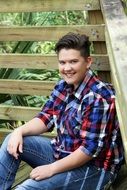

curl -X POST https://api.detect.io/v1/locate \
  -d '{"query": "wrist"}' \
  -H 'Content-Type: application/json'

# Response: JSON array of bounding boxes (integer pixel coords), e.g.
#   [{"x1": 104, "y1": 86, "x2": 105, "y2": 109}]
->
[
  {"x1": 50, "y1": 162, "x2": 57, "y2": 175},
  {"x1": 14, "y1": 126, "x2": 23, "y2": 136}
]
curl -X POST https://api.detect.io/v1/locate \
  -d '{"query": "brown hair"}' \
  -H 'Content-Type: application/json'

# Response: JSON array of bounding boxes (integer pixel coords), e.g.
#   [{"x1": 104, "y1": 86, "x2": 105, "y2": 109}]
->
[{"x1": 55, "y1": 32, "x2": 91, "y2": 58}]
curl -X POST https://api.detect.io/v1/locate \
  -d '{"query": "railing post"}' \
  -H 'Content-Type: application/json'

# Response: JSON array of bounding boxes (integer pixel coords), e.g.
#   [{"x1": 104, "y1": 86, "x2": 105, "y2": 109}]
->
[{"x1": 100, "y1": 0, "x2": 127, "y2": 162}]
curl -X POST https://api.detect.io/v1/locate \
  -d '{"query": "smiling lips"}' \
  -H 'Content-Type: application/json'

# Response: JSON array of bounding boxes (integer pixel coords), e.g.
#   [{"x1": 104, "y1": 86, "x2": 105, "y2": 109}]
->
[{"x1": 64, "y1": 72, "x2": 76, "y2": 78}]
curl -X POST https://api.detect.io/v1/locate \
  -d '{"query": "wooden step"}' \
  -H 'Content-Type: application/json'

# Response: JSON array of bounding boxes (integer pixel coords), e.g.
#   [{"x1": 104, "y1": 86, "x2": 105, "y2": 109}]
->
[{"x1": 12, "y1": 162, "x2": 32, "y2": 189}]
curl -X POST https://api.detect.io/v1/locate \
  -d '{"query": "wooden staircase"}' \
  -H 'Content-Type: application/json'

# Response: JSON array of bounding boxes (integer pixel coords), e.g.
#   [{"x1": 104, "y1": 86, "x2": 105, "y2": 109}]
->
[{"x1": 0, "y1": 0, "x2": 127, "y2": 189}]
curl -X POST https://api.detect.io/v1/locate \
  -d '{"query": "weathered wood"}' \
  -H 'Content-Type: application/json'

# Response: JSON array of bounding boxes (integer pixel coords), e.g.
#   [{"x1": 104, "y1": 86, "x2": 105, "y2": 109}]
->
[
  {"x1": 0, "y1": 80, "x2": 56, "y2": 95},
  {"x1": 12, "y1": 162, "x2": 32, "y2": 189},
  {"x1": 0, "y1": 105, "x2": 40, "y2": 121},
  {"x1": 88, "y1": 10, "x2": 104, "y2": 24},
  {"x1": 0, "y1": 128, "x2": 11, "y2": 143},
  {"x1": 115, "y1": 99, "x2": 127, "y2": 163},
  {"x1": 0, "y1": 54, "x2": 110, "y2": 71},
  {"x1": 0, "y1": 0, "x2": 100, "y2": 12},
  {"x1": 100, "y1": 0, "x2": 127, "y2": 162},
  {"x1": 0, "y1": 128, "x2": 56, "y2": 139},
  {"x1": 84, "y1": 0, "x2": 100, "y2": 11},
  {"x1": 88, "y1": 9, "x2": 111, "y2": 83},
  {"x1": 0, "y1": 25, "x2": 105, "y2": 41}
]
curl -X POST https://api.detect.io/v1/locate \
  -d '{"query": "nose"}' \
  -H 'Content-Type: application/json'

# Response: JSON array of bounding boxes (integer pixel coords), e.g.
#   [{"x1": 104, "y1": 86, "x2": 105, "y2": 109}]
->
[{"x1": 64, "y1": 63, "x2": 72, "y2": 71}]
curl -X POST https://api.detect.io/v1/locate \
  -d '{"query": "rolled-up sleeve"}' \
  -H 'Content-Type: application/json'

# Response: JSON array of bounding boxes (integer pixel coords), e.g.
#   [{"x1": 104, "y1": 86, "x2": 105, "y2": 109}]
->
[
  {"x1": 79, "y1": 98, "x2": 115, "y2": 158},
  {"x1": 35, "y1": 80, "x2": 66, "y2": 131},
  {"x1": 36, "y1": 90, "x2": 56, "y2": 131}
]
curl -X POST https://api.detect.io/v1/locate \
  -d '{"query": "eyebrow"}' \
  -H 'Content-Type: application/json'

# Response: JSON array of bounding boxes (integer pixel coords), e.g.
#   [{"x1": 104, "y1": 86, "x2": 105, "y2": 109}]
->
[{"x1": 59, "y1": 58, "x2": 79, "y2": 62}]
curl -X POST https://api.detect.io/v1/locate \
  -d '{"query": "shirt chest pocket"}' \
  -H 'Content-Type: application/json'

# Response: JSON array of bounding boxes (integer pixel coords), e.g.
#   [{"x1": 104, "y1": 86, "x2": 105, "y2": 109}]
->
[{"x1": 65, "y1": 109, "x2": 83, "y2": 137}]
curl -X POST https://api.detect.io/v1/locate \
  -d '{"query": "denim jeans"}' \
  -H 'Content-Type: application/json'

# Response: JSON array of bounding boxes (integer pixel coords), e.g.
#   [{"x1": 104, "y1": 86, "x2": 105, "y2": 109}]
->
[{"x1": 0, "y1": 134, "x2": 116, "y2": 190}]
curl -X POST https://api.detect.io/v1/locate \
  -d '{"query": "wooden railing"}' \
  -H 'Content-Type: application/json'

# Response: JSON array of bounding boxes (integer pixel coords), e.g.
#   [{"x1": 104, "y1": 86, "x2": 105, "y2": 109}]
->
[{"x1": 101, "y1": 0, "x2": 127, "y2": 163}]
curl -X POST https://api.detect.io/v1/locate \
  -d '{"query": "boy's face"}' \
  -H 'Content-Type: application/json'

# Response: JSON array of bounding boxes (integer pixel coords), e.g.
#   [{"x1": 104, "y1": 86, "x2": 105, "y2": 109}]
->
[{"x1": 58, "y1": 48, "x2": 92, "y2": 89}]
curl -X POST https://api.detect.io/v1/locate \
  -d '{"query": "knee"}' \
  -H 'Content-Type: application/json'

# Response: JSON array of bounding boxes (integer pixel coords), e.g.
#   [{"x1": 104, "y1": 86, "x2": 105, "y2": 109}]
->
[
  {"x1": 0, "y1": 133, "x2": 11, "y2": 150},
  {"x1": 15, "y1": 178, "x2": 51, "y2": 190}
]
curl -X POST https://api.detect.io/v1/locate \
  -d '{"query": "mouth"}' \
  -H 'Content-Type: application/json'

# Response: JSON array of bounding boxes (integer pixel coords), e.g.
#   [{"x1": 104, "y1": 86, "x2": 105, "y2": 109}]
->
[{"x1": 64, "y1": 73, "x2": 75, "y2": 78}]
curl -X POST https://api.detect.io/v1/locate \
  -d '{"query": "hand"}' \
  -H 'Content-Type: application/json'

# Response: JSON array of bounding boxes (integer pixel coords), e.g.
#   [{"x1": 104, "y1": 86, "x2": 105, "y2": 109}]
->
[
  {"x1": 30, "y1": 164, "x2": 55, "y2": 181},
  {"x1": 7, "y1": 128, "x2": 23, "y2": 159}
]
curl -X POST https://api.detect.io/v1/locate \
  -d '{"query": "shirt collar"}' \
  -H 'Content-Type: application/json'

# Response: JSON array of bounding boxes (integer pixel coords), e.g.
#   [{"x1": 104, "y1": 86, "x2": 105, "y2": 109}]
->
[
  {"x1": 66, "y1": 84, "x2": 75, "y2": 94},
  {"x1": 65, "y1": 69, "x2": 93, "y2": 100}
]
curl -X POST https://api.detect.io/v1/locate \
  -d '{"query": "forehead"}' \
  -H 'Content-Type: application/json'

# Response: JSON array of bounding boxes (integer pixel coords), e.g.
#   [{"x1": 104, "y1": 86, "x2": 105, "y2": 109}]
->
[{"x1": 58, "y1": 48, "x2": 82, "y2": 59}]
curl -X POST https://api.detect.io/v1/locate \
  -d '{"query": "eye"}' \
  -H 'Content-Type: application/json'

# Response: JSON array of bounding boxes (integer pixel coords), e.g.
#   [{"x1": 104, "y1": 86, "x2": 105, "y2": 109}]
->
[
  {"x1": 59, "y1": 61, "x2": 65, "y2": 65},
  {"x1": 70, "y1": 60, "x2": 78, "y2": 64}
]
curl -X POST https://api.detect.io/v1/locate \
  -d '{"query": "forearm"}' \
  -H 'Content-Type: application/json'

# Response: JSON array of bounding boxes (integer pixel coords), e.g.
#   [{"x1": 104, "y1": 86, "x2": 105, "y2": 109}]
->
[
  {"x1": 15, "y1": 118, "x2": 48, "y2": 136},
  {"x1": 51, "y1": 148, "x2": 92, "y2": 174}
]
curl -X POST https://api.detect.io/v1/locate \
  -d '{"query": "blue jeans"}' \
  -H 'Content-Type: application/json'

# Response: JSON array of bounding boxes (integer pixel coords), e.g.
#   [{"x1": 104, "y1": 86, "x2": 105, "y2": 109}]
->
[{"x1": 0, "y1": 134, "x2": 116, "y2": 190}]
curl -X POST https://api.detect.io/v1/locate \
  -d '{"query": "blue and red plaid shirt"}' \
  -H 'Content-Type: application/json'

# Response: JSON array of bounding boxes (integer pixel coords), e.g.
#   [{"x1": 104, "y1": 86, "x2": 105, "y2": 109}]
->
[{"x1": 36, "y1": 69, "x2": 124, "y2": 173}]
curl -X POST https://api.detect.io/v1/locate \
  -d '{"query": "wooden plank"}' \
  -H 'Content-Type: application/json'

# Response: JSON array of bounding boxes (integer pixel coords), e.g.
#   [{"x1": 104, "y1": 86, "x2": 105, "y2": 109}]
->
[
  {"x1": 100, "y1": 0, "x2": 127, "y2": 161},
  {"x1": 88, "y1": 9, "x2": 111, "y2": 82},
  {"x1": 0, "y1": 54, "x2": 110, "y2": 71},
  {"x1": 0, "y1": 105, "x2": 40, "y2": 121},
  {"x1": 88, "y1": 10, "x2": 104, "y2": 24},
  {"x1": 12, "y1": 162, "x2": 32, "y2": 189},
  {"x1": 0, "y1": 25, "x2": 105, "y2": 41},
  {"x1": 0, "y1": 80, "x2": 56, "y2": 95},
  {"x1": 115, "y1": 99, "x2": 127, "y2": 163},
  {"x1": 84, "y1": 0, "x2": 100, "y2": 11},
  {"x1": 0, "y1": 54, "x2": 58, "y2": 70},
  {"x1": 0, "y1": 128, "x2": 11, "y2": 143},
  {"x1": 0, "y1": 128, "x2": 56, "y2": 139},
  {"x1": 0, "y1": 0, "x2": 100, "y2": 12},
  {"x1": 0, "y1": 128, "x2": 56, "y2": 142}
]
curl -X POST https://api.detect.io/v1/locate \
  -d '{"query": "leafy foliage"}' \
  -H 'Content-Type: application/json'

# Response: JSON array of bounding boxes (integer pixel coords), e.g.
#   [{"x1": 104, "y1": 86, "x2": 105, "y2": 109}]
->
[
  {"x1": 122, "y1": 0, "x2": 127, "y2": 14},
  {"x1": 0, "y1": 10, "x2": 86, "y2": 127}
]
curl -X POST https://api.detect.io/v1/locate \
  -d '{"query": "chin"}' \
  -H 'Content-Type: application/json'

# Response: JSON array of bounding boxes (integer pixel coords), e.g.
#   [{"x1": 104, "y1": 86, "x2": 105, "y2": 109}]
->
[{"x1": 65, "y1": 80, "x2": 74, "y2": 85}]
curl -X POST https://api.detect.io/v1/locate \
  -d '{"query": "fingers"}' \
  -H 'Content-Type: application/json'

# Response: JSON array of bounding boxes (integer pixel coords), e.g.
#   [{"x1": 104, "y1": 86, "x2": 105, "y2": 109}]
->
[
  {"x1": 7, "y1": 143, "x2": 19, "y2": 159},
  {"x1": 18, "y1": 143, "x2": 23, "y2": 153},
  {"x1": 30, "y1": 168, "x2": 38, "y2": 180},
  {"x1": 6, "y1": 131, "x2": 24, "y2": 159},
  {"x1": 7, "y1": 140, "x2": 23, "y2": 159},
  {"x1": 30, "y1": 167, "x2": 43, "y2": 181},
  {"x1": 30, "y1": 165, "x2": 53, "y2": 181}
]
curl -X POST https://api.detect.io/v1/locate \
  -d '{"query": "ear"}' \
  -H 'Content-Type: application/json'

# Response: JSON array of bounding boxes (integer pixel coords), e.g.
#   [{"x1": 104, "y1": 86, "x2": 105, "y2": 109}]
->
[{"x1": 86, "y1": 56, "x2": 92, "y2": 69}]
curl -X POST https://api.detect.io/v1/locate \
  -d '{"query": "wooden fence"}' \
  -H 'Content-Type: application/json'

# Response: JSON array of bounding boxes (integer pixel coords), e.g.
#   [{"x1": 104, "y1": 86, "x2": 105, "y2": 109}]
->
[{"x1": 0, "y1": 0, "x2": 127, "y2": 189}]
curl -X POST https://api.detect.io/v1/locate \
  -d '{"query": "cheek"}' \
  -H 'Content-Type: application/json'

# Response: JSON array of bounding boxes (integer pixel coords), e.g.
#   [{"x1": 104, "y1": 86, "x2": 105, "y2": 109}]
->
[
  {"x1": 76, "y1": 68, "x2": 88, "y2": 79},
  {"x1": 58, "y1": 67, "x2": 63, "y2": 75},
  {"x1": 58, "y1": 65, "x2": 61, "y2": 71}
]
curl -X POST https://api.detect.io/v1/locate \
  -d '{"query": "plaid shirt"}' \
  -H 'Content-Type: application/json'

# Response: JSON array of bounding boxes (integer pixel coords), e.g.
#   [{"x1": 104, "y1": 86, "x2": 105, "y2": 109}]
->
[{"x1": 36, "y1": 69, "x2": 124, "y2": 172}]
